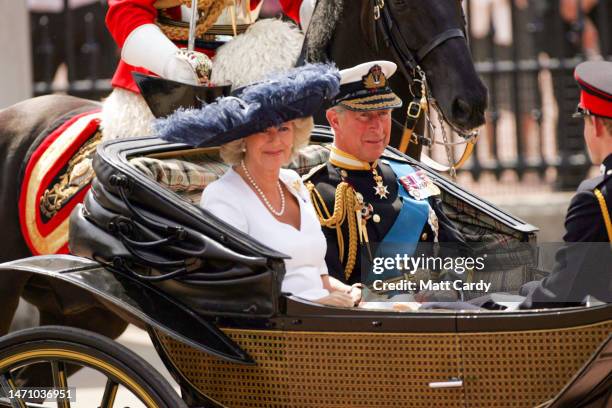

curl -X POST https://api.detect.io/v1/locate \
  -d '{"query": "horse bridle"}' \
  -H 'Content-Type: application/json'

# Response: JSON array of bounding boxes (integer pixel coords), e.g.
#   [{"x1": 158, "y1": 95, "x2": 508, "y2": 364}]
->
[
  {"x1": 371, "y1": 0, "x2": 477, "y2": 175},
  {"x1": 372, "y1": 0, "x2": 467, "y2": 84}
]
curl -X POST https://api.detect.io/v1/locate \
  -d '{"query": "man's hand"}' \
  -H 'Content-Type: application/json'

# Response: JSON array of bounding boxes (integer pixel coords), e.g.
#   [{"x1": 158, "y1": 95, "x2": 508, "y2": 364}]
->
[
  {"x1": 121, "y1": 24, "x2": 211, "y2": 86},
  {"x1": 347, "y1": 283, "x2": 363, "y2": 306},
  {"x1": 164, "y1": 50, "x2": 212, "y2": 85},
  {"x1": 321, "y1": 276, "x2": 363, "y2": 306},
  {"x1": 163, "y1": 53, "x2": 199, "y2": 85}
]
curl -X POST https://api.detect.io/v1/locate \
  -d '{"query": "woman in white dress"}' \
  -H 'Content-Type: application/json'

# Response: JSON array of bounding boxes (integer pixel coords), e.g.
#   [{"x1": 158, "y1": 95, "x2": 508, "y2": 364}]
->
[{"x1": 155, "y1": 64, "x2": 362, "y2": 307}]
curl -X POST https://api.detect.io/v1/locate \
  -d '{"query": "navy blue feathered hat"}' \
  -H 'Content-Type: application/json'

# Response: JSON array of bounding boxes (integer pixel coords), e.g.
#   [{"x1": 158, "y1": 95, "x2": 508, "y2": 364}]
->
[{"x1": 154, "y1": 64, "x2": 341, "y2": 147}]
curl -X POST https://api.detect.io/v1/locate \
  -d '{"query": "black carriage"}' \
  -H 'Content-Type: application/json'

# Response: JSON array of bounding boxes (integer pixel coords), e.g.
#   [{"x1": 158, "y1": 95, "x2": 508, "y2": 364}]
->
[{"x1": 0, "y1": 129, "x2": 610, "y2": 408}]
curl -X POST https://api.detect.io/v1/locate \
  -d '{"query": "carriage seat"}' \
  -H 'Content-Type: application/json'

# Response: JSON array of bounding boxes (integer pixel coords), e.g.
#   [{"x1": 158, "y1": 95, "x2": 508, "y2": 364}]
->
[{"x1": 129, "y1": 144, "x2": 331, "y2": 205}]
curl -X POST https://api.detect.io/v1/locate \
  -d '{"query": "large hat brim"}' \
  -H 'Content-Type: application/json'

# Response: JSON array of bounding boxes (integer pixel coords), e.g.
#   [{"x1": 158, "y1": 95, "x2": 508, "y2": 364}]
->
[
  {"x1": 154, "y1": 64, "x2": 340, "y2": 147},
  {"x1": 194, "y1": 93, "x2": 330, "y2": 147}
]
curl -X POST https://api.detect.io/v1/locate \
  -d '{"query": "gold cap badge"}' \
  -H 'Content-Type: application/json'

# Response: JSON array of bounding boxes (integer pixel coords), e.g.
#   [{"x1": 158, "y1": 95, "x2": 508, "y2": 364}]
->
[{"x1": 362, "y1": 65, "x2": 387, "y2": 90}]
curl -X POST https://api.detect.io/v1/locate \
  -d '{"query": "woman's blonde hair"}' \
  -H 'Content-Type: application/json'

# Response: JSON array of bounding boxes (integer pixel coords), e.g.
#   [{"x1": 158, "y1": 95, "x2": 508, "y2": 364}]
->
[{"x1": 219, "y1": 116, "x2": 314, "y2": 165}]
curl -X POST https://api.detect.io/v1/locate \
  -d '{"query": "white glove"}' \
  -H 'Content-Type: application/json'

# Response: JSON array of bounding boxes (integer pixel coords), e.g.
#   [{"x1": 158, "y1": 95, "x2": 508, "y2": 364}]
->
[
  {"x1": 121, "y1": 23, "x2": 199, "y2": 85},
  {"x1": 162, "y1": 52, "x2": 202, "y2": 85}
]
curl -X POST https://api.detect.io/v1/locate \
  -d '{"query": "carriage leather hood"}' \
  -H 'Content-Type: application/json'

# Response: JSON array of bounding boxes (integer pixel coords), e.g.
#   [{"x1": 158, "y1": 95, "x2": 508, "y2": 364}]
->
[{"x1": 69, "y1": 135, "x2": 289, "y2": 319}]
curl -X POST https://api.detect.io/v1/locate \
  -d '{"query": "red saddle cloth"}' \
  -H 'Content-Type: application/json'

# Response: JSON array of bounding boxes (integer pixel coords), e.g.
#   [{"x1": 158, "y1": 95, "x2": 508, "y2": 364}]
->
[{"x1": 19, "y1": 110, "x2": 102, "y2": 255}]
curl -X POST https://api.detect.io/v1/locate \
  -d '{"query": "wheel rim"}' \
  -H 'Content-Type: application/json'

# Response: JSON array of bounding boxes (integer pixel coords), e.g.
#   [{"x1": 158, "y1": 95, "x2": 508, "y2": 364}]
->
[{"x1": 0, "y1": 348, "x2": 160, "y2": 408}]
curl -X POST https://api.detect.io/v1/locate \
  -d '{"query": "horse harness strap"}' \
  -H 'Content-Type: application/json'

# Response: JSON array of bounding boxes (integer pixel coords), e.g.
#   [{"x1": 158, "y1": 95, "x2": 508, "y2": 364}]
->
[
  {"x1": 372, "y1": 0, "x2": 466, "y2": 76},
  {"x1": 398, "y1": 82, "x2": 428, "y2": 153},
  {"x1": 372, "y1": 0, "x2": 466, "y2": 154},
  {"x1": 417, "y1": 28, "x2": 465, "y2": 61}
]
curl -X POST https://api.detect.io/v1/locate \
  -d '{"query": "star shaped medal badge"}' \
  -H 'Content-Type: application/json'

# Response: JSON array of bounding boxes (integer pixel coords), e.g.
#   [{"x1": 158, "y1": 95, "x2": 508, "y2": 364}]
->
[{"x1": 374, "y1": 183, "x2": 390, "y2": 199}]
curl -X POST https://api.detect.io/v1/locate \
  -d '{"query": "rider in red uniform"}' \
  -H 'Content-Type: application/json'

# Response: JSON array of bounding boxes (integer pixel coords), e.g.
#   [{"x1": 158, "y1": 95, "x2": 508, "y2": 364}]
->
[{"x1": 105, "y1": 0, "x2": 305, "y2": 93}]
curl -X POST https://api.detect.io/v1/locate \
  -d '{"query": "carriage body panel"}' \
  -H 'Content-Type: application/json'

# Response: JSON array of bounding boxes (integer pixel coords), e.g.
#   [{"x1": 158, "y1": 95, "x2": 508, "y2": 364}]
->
[{"x1": 153, "y1": 309, "x2": 612, "y2": 408}]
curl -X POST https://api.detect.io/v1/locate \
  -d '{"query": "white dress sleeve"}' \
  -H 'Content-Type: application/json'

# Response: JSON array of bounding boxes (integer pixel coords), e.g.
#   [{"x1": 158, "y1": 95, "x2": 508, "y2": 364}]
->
[
  {"x1": 200, "y1": 181, "x2": 249, "y2": 233},
  {"x1": 318, "y1": 259, "x2": 329, "y2": 276}
]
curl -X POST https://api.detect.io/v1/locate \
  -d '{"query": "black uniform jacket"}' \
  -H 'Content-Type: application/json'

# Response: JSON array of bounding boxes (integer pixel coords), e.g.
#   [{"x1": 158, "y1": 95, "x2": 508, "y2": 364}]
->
[
  {"x1": 306, "y1": 159, "x2": 467, "y2": 285},
  {"x1": 521, "y1": 154, "x2": 612, "y2": 308}
]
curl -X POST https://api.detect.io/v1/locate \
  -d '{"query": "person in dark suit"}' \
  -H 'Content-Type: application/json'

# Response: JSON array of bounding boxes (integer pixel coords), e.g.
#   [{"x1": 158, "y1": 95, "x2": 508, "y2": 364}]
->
[{"x1": 521, "y1": 60, "x2": 612, "y2": 308}]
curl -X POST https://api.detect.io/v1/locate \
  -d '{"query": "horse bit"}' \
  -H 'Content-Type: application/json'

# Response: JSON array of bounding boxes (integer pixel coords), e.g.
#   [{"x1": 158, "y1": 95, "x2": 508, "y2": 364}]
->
[{"x1": 372, "y1": 0, "x2": 479, "y2": 177}]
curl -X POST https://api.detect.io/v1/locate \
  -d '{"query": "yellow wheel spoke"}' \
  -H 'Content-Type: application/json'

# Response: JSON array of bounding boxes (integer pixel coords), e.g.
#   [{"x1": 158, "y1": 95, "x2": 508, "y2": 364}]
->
[
  {"x1": 0, "y1": 374, "x2": 26, "y2": 408},
  {"x1": 100, "y1": 378, "x2": 119, "y2": 408},
  {"x1": 50, "y1": 361, "x2": 70, "y2": 408}
]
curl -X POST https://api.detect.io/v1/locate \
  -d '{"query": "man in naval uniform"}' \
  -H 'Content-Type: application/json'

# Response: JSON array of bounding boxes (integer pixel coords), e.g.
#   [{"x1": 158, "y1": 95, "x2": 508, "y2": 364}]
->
[
  {"x1": 305, "y1": 61, "x2": 467, "y2": 288},
  {"x1": 520, "y1": 60, "x2": 612, "y2": 308}
]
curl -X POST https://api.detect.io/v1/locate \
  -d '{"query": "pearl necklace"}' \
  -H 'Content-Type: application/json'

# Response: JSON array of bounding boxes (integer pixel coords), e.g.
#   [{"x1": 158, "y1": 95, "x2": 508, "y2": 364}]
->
[{"x1": 240, "y1": 160, "x2": 286, "y2": 216}]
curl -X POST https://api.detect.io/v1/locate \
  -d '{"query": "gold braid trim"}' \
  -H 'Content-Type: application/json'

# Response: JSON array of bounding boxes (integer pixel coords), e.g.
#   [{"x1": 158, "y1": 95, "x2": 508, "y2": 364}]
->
[
  {"x1": 306, "y1": 182, "x2": 360, "y2": 280},
  {"x1": 40, "y1": 130, "x2": 103, "y2": 218},
  {"x1": 594, "y1": 188, "x2": 612, "y2": 248},
  {"x1": 156, "y1": 0, "x2": 231, "y2": 41}
]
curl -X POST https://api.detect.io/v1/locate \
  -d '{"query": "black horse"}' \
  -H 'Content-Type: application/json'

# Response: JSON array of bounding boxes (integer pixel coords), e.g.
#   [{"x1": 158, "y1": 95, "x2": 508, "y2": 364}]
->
[
  {"x1": 0, "y1": 0, "x2": 486, "y2": 337},
  {"x1": 303, "y1": 0, "x2": 487, "y2": 150}
]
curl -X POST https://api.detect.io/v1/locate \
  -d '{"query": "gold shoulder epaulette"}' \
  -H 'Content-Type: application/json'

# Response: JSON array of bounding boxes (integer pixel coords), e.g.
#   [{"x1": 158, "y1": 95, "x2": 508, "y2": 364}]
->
[{"x1": 306, "y1": 180, "x2": 361, "y2": 280}]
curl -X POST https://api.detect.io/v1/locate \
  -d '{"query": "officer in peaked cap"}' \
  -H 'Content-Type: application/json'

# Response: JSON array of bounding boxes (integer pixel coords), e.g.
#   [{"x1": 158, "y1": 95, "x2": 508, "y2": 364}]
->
[
  {"x1": 521, "y1": 60, "x2": 612, "y2": 308},
  {"x1": 304, "y1": 61, "x2": 467, "y2": 290}
]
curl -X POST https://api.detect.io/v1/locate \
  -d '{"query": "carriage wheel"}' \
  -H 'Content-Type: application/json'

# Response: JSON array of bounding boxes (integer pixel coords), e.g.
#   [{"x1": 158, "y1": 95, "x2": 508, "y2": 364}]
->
[{"x1": 0, "y1": 326, "x2": 187, "y2": 408}]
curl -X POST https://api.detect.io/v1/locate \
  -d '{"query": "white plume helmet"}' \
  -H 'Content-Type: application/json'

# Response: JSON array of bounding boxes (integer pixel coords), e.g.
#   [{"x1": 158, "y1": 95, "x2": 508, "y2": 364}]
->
[{"x1": 211, "y1": 19, "x2": 305, "y2": 89}]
